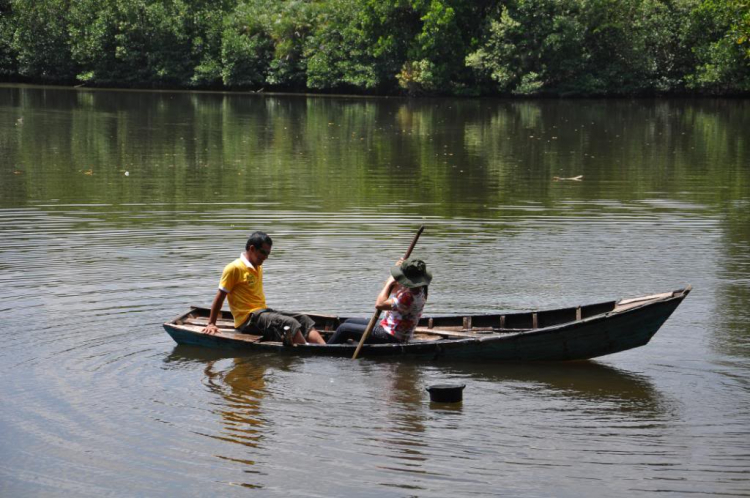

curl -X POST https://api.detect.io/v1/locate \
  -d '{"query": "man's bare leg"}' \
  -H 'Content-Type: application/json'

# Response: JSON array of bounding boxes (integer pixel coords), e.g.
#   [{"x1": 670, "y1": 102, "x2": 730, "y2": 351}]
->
[
  {"x1": 288, "y1": 328, "x2": 326, "y2": 345},
  {"x1": 290, "y1": 330, "x2": 306, "y2": 345},
  {"x1": 307, "y1": 329, "x2": 326, "y2": 344}
]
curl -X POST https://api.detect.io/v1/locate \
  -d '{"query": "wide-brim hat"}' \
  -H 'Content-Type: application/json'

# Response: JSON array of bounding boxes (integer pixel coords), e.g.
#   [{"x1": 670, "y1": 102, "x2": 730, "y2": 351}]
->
[{"x1": 391, "y1": 257, "x2": 432, "y2": 288}]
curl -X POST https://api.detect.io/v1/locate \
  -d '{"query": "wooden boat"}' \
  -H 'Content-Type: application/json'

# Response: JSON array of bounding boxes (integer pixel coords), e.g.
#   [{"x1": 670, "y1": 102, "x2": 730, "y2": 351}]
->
[{"x1": 163, "y1": 285, "x2": 691, "y2": 361}]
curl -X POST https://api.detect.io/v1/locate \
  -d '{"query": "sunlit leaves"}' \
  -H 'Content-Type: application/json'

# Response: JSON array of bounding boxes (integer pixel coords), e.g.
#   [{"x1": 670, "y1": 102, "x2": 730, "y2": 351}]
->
[{"x1": 687, "y1": 0, "x2": 750, "y2": 93}]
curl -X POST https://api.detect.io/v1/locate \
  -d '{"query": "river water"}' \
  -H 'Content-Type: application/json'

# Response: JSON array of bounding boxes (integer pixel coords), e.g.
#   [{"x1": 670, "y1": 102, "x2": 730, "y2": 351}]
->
[{"x1": 1, "y1": 85, "x2": 748, "y2": 496}]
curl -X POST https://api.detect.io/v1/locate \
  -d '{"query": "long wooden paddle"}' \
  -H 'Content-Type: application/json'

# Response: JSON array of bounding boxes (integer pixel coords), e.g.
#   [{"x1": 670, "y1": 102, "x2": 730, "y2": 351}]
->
[{"x1": 352, "y1": 225, "x2": 425, "y2": 360}]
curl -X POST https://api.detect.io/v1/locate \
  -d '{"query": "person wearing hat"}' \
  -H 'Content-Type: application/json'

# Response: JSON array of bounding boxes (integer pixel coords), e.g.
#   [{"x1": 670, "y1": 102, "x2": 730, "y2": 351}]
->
[{"x1": 327, "y1": 257, "x2": 432, "y2": 344}]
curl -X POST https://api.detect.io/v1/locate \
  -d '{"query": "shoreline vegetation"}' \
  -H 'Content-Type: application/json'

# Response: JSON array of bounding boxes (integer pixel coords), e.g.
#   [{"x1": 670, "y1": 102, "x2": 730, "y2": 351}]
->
[{"x1": 1, "y1": 0, "x2": 748, "y2": 98}]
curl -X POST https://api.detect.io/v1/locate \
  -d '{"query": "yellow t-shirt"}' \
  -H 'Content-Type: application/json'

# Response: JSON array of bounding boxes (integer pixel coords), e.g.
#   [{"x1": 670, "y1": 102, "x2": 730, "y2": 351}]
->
[{"x1": 219, "y1": 254, "x2": 267, "y2": 328}]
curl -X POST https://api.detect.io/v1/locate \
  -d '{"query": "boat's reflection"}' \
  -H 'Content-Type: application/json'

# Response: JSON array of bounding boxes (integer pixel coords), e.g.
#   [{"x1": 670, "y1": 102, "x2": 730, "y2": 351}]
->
[
  {"x1": 349, "y1": 357, "x2": 671, "y2": 417},
  {"x1": 166, "y1": 346, "x2": 668, "y2": 413},
  {"x1": 164, "y1": 346, "x2": 673, "y2": 483},
  {"x1": 431, "y1": 359, "x2": 673, "y2": 416},
  {"x1": 164, "y1": 344, "x2": 255, "y2": 365}
]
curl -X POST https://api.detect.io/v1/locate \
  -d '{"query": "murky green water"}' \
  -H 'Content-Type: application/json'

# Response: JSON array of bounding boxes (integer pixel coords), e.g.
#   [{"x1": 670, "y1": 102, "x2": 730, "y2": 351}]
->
[{"x1": 1, "y1": 85, "x2": 749, "y2": 496}]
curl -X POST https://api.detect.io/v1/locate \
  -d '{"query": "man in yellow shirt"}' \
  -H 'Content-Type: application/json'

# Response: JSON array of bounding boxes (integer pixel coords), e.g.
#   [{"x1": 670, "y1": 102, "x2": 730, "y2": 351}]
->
[{"x1": 202, "y1": 231, "x2": 326, "y2": 345}]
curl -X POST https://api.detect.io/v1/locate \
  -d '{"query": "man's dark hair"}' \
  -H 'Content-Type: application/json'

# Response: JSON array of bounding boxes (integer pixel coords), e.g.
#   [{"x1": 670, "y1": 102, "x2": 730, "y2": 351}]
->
[{"x1": 246, "y1": 231, "x2": 273, "y2": 251}]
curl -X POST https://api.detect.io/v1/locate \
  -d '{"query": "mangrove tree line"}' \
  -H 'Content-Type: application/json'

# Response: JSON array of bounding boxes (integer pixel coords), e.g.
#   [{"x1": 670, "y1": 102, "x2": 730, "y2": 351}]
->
[{"x1": 0, "y1": 0, "x2": 748, "y2": 96}]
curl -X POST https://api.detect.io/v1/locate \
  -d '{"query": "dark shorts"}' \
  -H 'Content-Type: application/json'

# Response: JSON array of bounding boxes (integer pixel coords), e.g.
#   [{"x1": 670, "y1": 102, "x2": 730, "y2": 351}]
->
[{"x1": 239, "y1": 309, "x2": 316, "y2": 342}]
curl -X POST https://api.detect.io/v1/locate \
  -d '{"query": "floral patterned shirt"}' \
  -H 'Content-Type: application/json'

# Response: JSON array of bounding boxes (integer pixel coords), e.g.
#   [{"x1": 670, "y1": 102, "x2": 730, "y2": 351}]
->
[{"x1": 380, "y1": 286, "x2": 426, "y2": 342}]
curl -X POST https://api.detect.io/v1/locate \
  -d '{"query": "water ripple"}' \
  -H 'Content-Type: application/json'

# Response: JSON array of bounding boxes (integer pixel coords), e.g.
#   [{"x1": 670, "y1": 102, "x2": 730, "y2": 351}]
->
[{"x1": 1, "y1": 204, "x2": 747, "y2": 497}]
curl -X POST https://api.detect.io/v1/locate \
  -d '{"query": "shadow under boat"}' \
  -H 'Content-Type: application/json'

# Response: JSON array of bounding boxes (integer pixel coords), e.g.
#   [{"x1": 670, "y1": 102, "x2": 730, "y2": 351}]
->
[{"x1": 429, "y1": 359, "x2": 673, "y2": 414}]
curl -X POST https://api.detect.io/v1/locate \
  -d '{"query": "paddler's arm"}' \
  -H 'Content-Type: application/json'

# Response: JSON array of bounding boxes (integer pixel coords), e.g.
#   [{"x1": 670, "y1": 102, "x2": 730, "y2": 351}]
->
[
  {"x1": 375, "y1": 277, "x2": 397, "y2": 311},
  {"x1": 203, "y1": 289, "x2": 227, "y2": 335}
]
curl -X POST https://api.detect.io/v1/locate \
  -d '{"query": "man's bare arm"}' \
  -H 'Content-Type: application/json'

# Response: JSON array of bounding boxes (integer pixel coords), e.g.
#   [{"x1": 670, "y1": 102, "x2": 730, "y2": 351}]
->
[{"x1": 203, "y1": 290, "x2": 227, "y2": 334}]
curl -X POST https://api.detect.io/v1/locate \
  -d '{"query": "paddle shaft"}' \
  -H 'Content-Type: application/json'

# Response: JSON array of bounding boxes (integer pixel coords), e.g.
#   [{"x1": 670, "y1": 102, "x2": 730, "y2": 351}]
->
[{"x1": 352, "y1": 226, "x2": 424, "y2": 359}]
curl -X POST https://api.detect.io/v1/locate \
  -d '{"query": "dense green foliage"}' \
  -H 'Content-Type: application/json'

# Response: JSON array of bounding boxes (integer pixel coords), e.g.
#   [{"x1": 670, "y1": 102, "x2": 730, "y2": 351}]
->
[{"x1": 1, "y1": 0, "x2": 747, "y2": 95}]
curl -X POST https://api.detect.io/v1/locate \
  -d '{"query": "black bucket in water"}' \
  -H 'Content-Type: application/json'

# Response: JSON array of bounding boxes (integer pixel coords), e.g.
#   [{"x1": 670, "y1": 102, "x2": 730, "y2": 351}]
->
[{"x1": 427, "y1": 383, "x2": 466, "y2": 403}]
